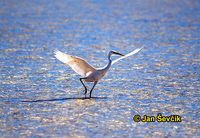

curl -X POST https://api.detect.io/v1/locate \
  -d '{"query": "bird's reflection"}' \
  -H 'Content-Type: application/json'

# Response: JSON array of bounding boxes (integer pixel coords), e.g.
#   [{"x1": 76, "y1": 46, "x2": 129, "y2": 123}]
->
[{"x1": 21, "y1": 97, "x2": 108, "y2": 102}]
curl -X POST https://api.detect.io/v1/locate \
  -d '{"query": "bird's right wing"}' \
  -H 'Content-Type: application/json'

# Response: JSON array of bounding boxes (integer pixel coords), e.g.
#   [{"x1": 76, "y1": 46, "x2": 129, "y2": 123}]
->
[
  {"x1": 112, "y1": 47, "x2": 143, "y2": 65},
  {"x1": 54, "y1": 50, "x2": 96, "y2": 77}
]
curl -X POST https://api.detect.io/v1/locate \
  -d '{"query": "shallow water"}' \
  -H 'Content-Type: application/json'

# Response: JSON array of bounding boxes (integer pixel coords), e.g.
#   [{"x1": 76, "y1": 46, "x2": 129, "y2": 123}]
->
[{"x1": 0, "y1": 0, "x2": 200, "y2": 137}]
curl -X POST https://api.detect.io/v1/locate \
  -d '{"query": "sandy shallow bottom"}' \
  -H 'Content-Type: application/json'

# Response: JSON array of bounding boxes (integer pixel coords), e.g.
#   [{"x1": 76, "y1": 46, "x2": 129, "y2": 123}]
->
[{"x1": 0, "y1": 0, "x2": 199, "y2": 137}]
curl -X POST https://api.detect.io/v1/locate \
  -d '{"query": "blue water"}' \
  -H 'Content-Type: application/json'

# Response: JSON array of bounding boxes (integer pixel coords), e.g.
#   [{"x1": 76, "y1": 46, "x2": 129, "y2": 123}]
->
[{"x1": 0, "y1": 0, "x2": 200, "y2": 137}]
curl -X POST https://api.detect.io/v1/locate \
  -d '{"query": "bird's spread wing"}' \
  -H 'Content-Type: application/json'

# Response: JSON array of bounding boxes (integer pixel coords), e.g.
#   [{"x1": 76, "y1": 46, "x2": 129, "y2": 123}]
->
[
  {"x1": 112, "y1": 47, "x2": 143, "y2": 65},
  {"x1": 54, "y1": 50, "x2": 96, "y2": 77}
]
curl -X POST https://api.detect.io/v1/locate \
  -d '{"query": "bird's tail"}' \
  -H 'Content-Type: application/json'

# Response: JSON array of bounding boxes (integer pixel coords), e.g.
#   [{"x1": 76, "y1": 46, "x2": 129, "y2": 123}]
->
[{"x1": 111, "y1": 47, "x2": 143, "y2": 65}]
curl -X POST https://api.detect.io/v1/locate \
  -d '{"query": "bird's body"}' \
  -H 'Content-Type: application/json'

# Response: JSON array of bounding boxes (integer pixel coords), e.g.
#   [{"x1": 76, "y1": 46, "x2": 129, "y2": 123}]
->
[{"x1": 54, "y1": 48, "x2": 142, "y2": 98}]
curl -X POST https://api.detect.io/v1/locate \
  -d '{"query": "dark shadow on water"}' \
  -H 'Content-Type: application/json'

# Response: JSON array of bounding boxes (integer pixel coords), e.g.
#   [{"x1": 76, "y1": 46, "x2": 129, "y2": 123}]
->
[{"x1": 21, "y1": 97, "x2": 108, "y2": 102}]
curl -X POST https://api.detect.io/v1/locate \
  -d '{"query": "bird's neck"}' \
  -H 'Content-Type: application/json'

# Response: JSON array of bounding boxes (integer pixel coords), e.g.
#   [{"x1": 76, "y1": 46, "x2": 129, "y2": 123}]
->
[
  {"x1": 105, "y1": 59, "x2": 112, "y2": 71},
  {"x1": 102, "y1": 53, "x2": 112, "y2": 71},
  {"x1": 99, "y1": 52, "x2": 112, "y2": 72}
]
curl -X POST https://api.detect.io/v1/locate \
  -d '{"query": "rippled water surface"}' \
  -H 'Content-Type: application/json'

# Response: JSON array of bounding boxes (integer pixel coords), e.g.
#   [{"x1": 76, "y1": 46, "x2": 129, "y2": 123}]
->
[{"x1": 0, "y1": 0, "x2": 200, "y2": 137}]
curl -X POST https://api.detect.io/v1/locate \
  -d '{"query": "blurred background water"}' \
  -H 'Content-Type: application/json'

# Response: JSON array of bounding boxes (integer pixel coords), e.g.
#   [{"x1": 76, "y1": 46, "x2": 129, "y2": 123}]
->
[{"x1": 0, "y1": 0, "x2": 200, "y2": 137}]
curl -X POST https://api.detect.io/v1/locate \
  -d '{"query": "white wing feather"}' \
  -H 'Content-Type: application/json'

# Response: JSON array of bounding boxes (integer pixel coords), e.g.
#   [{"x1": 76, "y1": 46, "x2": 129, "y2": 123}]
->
[
  {"x1": 54, "y1": 50, "x2": 96, "y2": 77},
  {"x1": 112, "y1": 47, "x2": 143, "y2": 65}
]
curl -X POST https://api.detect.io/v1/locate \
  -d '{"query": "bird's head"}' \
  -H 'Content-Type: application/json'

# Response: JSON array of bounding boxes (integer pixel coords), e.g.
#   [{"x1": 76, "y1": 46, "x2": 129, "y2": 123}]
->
[
  {"x1": 110, "y1": 50, "x2": 124, "y2": 56},
  {"x1": 108, "y1": 50, "x2": 124, "y2": 60}
]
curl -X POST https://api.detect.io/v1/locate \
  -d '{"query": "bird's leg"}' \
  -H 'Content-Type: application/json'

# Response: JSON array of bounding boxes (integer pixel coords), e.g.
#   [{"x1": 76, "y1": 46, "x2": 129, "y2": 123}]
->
[
  {"x1": 80, "y1": 78, "x2": 87, "y2": 97},
  {"x1": 89, "y1": 81, "x2": 97, "y2": 98}
]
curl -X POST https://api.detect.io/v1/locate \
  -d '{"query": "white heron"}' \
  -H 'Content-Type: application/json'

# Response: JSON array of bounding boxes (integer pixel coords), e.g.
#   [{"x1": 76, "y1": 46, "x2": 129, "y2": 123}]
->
[{"x1": 54, "y1": 47, "x2": 142, "y2": 98}]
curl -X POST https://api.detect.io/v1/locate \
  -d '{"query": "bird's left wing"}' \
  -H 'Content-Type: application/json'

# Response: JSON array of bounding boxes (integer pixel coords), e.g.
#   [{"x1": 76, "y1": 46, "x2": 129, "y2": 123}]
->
[
  {"x1": 112, "y1": 47, "x2": 143, "y2": 65},
  {"x1": 54, "y1": 50, "x2": 96, "y2": 77}
]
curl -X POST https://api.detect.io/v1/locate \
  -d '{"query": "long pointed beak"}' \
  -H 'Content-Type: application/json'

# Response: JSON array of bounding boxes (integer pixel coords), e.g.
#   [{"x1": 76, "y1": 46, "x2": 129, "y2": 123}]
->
[{"x1": 113, "y1": 51, "x2": 124, "y2": 56}]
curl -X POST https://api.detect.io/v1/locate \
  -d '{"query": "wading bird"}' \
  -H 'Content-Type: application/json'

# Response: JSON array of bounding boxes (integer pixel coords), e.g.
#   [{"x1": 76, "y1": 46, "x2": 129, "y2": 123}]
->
[{"x1": 54, "y1": 47, "x2": 142, "y2": 98}]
